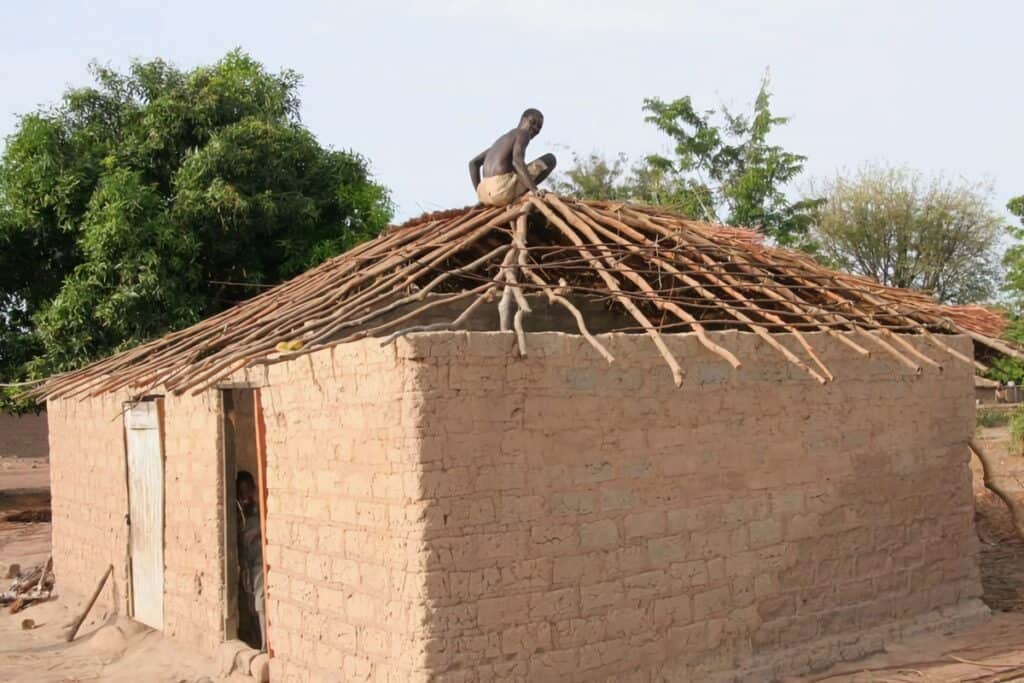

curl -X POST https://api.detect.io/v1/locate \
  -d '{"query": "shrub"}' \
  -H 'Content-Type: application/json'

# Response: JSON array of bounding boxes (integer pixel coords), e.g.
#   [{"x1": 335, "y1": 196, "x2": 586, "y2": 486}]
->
[{"x1": 978, "y1": 409, "x2": 1010, "y2": 429}]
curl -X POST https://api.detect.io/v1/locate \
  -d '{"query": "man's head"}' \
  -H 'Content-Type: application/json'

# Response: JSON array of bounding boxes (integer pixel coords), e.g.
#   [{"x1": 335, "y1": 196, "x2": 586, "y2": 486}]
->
[
  {"x1": 236, "y1": 470, "x2": 256, "y2": 506},
  {"x1": 519, "y1": 108, "x2": 544, "y2": 137}
]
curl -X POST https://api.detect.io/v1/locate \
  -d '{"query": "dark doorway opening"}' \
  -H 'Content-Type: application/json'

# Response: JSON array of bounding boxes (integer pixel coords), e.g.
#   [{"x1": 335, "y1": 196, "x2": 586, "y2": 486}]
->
[{"x1": 222, "y1": 388, "x2": 266, "y2": 651}]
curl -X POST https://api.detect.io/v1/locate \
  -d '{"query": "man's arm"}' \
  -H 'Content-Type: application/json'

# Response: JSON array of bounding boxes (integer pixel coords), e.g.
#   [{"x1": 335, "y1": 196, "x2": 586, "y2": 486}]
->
[
  {"x1": 468, "y1": 150, "x2": 488, "y2": 190},
  {"x1": 511, "y1": 133, "x2": 541, "y2": 195}
]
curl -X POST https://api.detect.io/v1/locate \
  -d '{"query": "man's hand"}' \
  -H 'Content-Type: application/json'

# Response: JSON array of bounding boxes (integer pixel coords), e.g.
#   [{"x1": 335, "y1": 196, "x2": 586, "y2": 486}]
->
[{"x1": 531, "y1": 188, "x2": 547, "y2": 198}]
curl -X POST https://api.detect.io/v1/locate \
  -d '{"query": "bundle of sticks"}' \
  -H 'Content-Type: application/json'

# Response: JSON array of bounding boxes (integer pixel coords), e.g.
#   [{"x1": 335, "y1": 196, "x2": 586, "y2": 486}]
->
[{"x1": 1, "y1": 556, "x2": 54, "y2": 613}]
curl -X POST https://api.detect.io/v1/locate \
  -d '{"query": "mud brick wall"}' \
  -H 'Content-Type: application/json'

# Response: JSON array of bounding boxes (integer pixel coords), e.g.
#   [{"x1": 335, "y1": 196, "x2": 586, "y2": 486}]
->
[
  {"x1": 252, "y1": 342, "x2": 431, "y2": 682},
  {"x1": 161, "y1": 390, "x2": 225, "y2": 653},
  {"x1": 395, "y1": 330, "x2": 982, "y2": 682},
  {"x1": 0, "y1": 410, "x2": 49, "y2": 459},
  {"x1": 48, "y1": 390, "x2": 226, "y2": 655},
  {"x1": 48, "y1": 329, "x2": 983, "y2": 680},
  {"x1": 49, "y1": 392, "x2": 133, "y2": 615}
]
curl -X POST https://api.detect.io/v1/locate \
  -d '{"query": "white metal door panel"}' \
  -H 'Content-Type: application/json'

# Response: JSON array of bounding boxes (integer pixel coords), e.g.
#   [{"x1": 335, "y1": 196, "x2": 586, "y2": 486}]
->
[{"x1": 124, "y1": 401, "x2": 164, "y2": 630}]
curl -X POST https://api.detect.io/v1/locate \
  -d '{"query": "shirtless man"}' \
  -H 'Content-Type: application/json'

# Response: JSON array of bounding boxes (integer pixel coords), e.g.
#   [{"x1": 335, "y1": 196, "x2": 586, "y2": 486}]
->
[{"x1": 469, "y1": 108, "x2": 557, "y2": 206}]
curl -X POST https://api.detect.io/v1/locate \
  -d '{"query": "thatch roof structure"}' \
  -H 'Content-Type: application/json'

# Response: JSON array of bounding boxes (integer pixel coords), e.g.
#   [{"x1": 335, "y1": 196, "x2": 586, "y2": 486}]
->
[
  {"x1": 942, "y1": 305, "x2": 1009, "y2": 340},
  {"x1": 34, "y1": 195, "x2": 1014, "y2": 401}
]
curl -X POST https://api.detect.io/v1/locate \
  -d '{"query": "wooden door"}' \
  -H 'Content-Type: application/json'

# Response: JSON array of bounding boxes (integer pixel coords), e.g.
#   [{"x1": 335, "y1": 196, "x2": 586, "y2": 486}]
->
[{"x1": 124, "y1": 400, "x2": 165, "y2": 629}]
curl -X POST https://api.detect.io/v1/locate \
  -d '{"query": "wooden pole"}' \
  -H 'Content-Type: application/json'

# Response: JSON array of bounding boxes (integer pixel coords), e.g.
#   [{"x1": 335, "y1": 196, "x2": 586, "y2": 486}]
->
[
  {"x1": 254, "y1": 390, "x2": 272, "y2": 657},
  {"x1": 66, "y1": 564, "x2": 113, "y2": 642}
]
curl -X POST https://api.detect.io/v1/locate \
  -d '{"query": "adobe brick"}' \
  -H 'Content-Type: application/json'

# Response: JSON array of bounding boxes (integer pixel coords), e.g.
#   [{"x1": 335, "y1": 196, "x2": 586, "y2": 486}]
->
[
  {"x1": 580, "y1": 519, "x2": 620, "y2": 551},
  {"x1": 624, "y1": 511, "x2": 666, "y2": 539}
]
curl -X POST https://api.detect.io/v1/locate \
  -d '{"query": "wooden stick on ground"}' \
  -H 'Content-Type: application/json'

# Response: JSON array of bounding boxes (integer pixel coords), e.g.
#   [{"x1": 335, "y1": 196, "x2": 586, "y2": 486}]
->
[
  {"x1": 67, "y1": 564, "x2": 114, "y2": 642},
  {"x1": 34, "y1": 556, "x2": 51, "y2": 593}
]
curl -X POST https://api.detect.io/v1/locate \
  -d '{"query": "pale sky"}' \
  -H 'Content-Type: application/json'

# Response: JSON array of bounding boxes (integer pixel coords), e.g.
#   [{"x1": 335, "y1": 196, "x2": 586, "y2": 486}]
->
[{"x1": 1, "y1": 1, "x2": 1021, "y2": 223}]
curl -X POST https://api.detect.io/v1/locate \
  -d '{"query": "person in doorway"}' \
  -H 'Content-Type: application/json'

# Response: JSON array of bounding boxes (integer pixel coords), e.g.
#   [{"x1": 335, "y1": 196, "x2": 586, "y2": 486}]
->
[
  {"x1": 468, "y1": 108, "x2": 557, "y2": 206},
  {"x1": 236, "y1": 470, "x2": 265, "y2": 651}
]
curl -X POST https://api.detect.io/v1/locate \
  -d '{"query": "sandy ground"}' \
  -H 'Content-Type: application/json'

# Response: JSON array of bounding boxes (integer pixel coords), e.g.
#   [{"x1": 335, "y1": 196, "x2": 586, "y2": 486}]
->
[
  {"x1": 3, "y1": 425, "x2": 1024, "y2": 681},
  {"x1": 0, "y1": 455, "x2": 230, "y2": 682}
]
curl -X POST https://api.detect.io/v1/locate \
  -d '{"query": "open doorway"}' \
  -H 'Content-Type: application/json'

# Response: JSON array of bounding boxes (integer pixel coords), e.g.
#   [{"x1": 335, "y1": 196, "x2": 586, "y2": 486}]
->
[{"x1": 222, "y1": 388, "x2": 267, "y2": 652}]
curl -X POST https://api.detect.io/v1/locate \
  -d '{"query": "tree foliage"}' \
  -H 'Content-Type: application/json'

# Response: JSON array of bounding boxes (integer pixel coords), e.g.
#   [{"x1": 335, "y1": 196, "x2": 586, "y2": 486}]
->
[
  {"x1": 810, "y1": 165, "x2": 1004, "y2": 304},
  {"x1": 551, "y1": 153, "x2": 635, "y2": 203},
  {"x1": 553, "y1": 76, "x2": 821, "y2": 246},
  {"x1": 985, "y1": 195, "x2": 1024, "y2": 385},
  {"x1": 0, "y1": 51, "x2": 391, "y2": 409},
  {"x1": 1002, "y1": 194, "x2": 1024, "y2": 307}
]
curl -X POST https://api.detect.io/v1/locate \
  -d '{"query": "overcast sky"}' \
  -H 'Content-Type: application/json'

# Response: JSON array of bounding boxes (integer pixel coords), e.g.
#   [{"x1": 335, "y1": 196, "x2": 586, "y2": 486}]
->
[{"x1": 1, "y1": 0, "x2": 1020, "y2": 222}]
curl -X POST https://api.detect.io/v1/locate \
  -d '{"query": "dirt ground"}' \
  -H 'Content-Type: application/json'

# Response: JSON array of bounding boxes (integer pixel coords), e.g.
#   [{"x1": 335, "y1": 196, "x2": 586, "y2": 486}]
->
[
  {"x1": 3, "y1": 425, "x2": 1024, "y2": 681},
  {"x1": 972, "y1": 425, "x2": 1024, "y2": 615},
  {"x1": 0, "y1": 455, "x2": 229, "y2": 682}
]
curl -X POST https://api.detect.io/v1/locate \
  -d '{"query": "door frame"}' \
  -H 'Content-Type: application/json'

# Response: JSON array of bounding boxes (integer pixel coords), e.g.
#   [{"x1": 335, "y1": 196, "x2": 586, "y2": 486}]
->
[{"x1": 221, "y1": 389, "x2": 241, "y2": 640}]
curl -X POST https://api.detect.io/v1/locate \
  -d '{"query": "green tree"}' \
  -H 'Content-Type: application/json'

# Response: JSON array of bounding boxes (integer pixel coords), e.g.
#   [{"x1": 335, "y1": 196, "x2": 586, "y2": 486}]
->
[
  {"x1": 810, "y1": 165, "x2": 1004, "y2": 304},
  {"x1": 1009, "y1": 195, "x2": 1024, "y2": 224},
  {"x1": 553, "y1": 76, "x2": 820, "y2": 246},
  {"x1": 551, "y1": 153, "x2": 634, "y2": 202},
  {"x1": 988, "y1": 195, "x2": 1024, "y2": 385},
  {"x1": 1002, "y1": 194, "x2": 1024, "y2": 306},
  {"x1": 551, "y1": 151, "x2": 712, "y2": 219},
  {"x1": 0, "y1": 51, "x2": 391, "y2": 409}
]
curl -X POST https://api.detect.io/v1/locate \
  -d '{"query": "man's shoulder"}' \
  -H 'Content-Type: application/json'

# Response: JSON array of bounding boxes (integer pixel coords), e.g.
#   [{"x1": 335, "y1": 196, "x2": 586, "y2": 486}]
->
[{"x1": 495, "y1": 127, "x2": 528, "y2": 143}]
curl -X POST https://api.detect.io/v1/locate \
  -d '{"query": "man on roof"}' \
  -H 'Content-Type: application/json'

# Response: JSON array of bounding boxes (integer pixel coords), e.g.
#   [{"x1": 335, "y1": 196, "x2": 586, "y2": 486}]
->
[{"x1": 469, "y1": 108, "x2": 557, "y2": 207}]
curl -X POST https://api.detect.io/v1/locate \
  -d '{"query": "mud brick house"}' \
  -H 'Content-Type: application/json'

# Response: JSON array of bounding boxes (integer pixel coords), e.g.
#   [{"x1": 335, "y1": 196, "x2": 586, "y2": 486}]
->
[{"x1": 33, "y1": 196, "x2": 1002, "y2": 681}]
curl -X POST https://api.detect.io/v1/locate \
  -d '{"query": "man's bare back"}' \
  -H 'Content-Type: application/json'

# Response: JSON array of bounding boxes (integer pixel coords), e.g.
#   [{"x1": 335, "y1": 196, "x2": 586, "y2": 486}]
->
[{"x1": 469, "y1": 108, "x2": 557, "y2": 206}]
